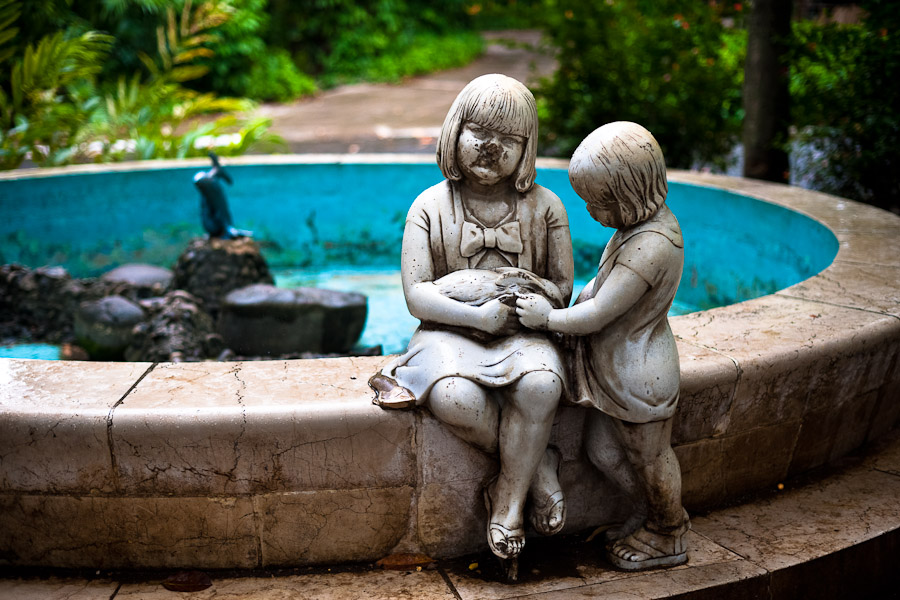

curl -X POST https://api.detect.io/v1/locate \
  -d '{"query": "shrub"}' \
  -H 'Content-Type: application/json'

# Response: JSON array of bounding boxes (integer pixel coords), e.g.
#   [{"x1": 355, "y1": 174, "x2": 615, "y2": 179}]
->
[
  {"x1": 194, "y1": 0, "x2": 317, "y2": 101},
  {"x1": 789, "y1": 0, "x2": 900, "y2": 211},
  {"x1": 535, "y1": 0, "x2": 745, "y2": 169},
  {"x1": 241, "y1": 50, "x2": 317, "y2": 102},
  {"x1": 266, "y1": 0, "x2": 482, "y2": 85}
]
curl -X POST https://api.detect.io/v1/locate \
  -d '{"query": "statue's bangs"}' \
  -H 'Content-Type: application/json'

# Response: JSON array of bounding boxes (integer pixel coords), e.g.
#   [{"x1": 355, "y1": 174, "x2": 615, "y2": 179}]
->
[{"x1": 464, "y1": 88, "x2": 532, "y2": 137}]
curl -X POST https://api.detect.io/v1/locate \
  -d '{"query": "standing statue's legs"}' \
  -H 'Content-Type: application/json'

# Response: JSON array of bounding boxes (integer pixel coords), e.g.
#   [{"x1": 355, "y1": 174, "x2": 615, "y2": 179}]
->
[
  {"x1": 584, "y1": 410, "x2": 647, "y2": 541},
  {"x1": 606, "y1": 417, "x2": 690, "y2": 570}
]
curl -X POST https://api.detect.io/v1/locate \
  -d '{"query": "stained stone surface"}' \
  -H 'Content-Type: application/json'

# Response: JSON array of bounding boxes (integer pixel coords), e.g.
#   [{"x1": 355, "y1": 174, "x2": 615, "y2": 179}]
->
[
  {"x1": 0, "y1": 578, "x2": 118, "y2": 600},
  {"x1": 779, "y1": 261, "x2": 900, "y2": 318},
  {"x1": 670, "y1": 341, "x2": 739, "y2": 445},
  {"x1": 110, "y1": 358, "x2": 414, "y2": 496},
  {"x1": 0, "y1": 359, "x2": 152, "y2": 494},
  {"x1": 0, "y1": 494, "x2": 259, "y2": 569},
  {"x1": 256, "y1": 487, "x2": 414, "y2": 565},
  {"x1": 114, "y1": 570, "x2": 458, "y2": 600}
]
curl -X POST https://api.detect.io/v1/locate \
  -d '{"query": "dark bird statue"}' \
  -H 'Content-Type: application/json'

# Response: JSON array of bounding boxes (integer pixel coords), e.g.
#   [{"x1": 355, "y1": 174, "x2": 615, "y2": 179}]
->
[{"x1": 193, "y1": 152, "x2": 252, "y2": 239}]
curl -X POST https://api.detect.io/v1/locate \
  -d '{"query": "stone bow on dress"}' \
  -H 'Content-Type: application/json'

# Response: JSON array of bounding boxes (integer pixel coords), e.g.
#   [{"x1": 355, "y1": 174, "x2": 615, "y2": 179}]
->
[{"x1": 459, "y1": 221, "x2": 524, "y2": 258}]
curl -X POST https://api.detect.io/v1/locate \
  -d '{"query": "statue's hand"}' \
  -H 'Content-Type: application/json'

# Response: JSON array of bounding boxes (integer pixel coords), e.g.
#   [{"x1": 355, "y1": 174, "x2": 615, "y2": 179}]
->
[
  {"x1": 515, "y1": 294, "x2": 552, "y2": 330},
  {"x1": 478, "y1": 298, "x2": 520, "y2": 336}
]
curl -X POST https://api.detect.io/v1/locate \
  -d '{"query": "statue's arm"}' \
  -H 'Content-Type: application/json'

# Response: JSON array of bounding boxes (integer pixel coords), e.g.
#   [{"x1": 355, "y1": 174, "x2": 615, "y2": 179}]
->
[
  {"x1": 401, "y1": 219, "x2": 516, "y2": 335},
  {"x1": 547, "y1": 264, "x2": 648, "y2": 336}
]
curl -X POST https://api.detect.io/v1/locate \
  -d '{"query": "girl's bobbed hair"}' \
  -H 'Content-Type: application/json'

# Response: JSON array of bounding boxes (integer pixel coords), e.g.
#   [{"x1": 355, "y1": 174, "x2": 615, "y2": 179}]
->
[
  {"x1": 436, "y1": 73, "x2": 538, "y2": 193},
  {"x1": 569, "y1": 121, "x2": 668, "y2": 227}
]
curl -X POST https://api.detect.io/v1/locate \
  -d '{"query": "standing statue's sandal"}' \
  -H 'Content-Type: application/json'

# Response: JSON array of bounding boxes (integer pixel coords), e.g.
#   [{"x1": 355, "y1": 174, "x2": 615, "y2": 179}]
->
[
  {"x1": 606, "y1": 511, "x2": 690, "y2": 571},
  {"x1": 483, "y1": 479, "x2": 522, "y2": 582}
]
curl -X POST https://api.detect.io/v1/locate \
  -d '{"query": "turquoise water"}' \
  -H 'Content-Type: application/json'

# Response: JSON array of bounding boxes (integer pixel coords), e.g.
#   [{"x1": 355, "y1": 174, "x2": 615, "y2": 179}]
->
[
  {"x1": 0, "y1": 343, "x2": 62, "y2": 360},
  {"x1": 274, "y1": 268, "x2": 697, "y2": 354},
  {"x1": 0, "y1": 162, "x2": 839, "y2": 355}
]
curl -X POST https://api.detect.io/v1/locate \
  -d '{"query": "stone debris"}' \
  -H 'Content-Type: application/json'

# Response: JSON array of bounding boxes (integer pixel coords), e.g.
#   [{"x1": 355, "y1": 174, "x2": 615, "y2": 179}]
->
[
  {"x1": 218, "y1": 283, "x2": 367, "y2": 356},
  {"x1": 74, "y1": 296, "x2": 146, "y2": 360},
  {"x1": 101, "y1": 263, "x2": 173, "y2": 297},
  {"x1": 171, "y1": 237, "x2": 273, "y2": 316},
  {"x1": 125, "y1": 291, "x2": 222, "y2": 363},
  {"x1": 2, "y1": 237, "x2": 373, "y2": 361}
]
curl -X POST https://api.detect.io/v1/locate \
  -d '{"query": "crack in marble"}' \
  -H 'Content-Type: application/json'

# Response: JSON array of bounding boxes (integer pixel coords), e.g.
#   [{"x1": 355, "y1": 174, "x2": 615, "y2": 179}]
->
[
  {"x1": 226, "y1": 364, "x2": 249, "y2": 493},
  {"x1": 774, "y1": 292, "x2": 900, "y2": 321},
  {"x1": 106, "y1": 363, "x2": 157, "y2": 493}
]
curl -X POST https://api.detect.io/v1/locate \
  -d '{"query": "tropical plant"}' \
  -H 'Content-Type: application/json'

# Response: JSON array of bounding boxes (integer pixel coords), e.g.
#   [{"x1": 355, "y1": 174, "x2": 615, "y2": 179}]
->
[
  {"x1": 0, "y1": 0, "x2": 282, "y2": 170},
  {"x1": 0, "y1": 0, "x2": 114, "y2": 168}
]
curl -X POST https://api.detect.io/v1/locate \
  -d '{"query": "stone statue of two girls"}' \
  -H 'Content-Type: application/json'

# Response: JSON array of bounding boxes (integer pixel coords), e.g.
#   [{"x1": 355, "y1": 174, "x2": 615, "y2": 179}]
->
[{"x1": 370, "y1": 74, "x2": 688, "y2": 580}]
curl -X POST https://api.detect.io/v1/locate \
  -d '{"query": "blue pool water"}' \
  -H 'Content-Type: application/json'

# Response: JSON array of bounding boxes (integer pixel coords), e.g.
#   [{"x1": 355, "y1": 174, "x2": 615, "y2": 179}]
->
[
  {"x1": 0, "y1": 343, "x2": 62, "y2": 360},
  {"x1": 0, "y1": 161, "x2": 839, "y2": 355}
]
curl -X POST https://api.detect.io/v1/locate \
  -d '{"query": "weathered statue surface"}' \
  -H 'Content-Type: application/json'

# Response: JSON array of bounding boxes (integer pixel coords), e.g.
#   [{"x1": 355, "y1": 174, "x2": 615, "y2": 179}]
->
[
  {"x1": 517, "y1": 121, "x2": 689, "y2": 570},
  {"x1": 370, "y1": 73, "x2": 574, "y2": 579},
  {"x1": 193, "y1": 152, "x2": 252, "y2": 239},
  {"x1": 369, "y1": 75, "x2": 688, "y2": 578}
]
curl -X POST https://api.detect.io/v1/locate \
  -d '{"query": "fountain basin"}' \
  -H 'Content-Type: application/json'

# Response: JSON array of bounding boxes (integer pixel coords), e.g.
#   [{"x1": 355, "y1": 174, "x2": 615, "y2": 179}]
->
[
  {"x1": 1, "y1": 155, "x2": 838, "y2": 353},
  {"x1": 0, "y1": 158, "x2": 898, "y2": 569}
]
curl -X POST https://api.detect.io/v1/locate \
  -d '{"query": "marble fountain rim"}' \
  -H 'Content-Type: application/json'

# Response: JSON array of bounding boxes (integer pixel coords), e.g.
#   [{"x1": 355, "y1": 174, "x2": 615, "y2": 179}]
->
[{"x1": 1, "y1": 156, "x2": 899, "y2": 570}]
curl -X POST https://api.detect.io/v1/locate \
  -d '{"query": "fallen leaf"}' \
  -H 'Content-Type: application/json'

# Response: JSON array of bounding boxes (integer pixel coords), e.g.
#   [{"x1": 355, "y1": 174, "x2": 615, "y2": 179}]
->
[
  {"x1": 162, "y1": 571, "x2": 212, "y2": 592},
  {"x1": 375, "y1": 553, "x2": 435, "y2": 570}
]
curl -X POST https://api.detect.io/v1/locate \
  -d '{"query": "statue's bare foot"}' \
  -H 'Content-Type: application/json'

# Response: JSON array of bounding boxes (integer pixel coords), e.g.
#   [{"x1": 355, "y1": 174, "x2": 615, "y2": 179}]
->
[
  {"x1": 606, "y1": 517, "x2": 690, "y2": 571},
  {"x1": 528, "y1": 447, "x2": 566, "y2": 536},
  {"x1": 483, "y1": 480, "x2": 525, "y2": 560},
  {"x1": 369, "y1": 374, "x2": 416, "y2": 410}
]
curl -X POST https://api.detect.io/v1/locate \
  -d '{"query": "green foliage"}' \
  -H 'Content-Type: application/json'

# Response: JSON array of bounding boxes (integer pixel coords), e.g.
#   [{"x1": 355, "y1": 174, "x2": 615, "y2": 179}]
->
[
  {"x1": 466, "y1": 0, "x2": 548, "y2": 29},
  {"x1": 535, "y1": 0, "x2": 745, "y2": 169},
  {"x1": 241, "y1": 50, "x2": 318, "y2": 102},
  {"x1": 266, "y1": 0, "x2": 482, "y2": 85},
  {"x1": 0, "y1": 3, "x2": 115, "y2": 168},
  {"x1": 0, "y1": 0, "x2": 283, "y2": 170},
  {"x1": 324, "y1": 31, "x2": 484, "y2": 84},
  {"x1": 788, "y1": 0, "x2": 900, "y2": 211},
  {"x1": 194, "y1": 0, "x2": 317, "y2": 101}
]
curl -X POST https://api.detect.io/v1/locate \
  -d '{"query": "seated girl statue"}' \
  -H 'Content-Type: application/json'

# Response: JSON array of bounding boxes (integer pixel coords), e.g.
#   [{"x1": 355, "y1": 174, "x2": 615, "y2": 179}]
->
[
  {"x1": 369, "y1": 74, "x2": 574, "y2": 578},
  {"x1": 516, "y1": 121, "x2": 690, "y2": 571}
]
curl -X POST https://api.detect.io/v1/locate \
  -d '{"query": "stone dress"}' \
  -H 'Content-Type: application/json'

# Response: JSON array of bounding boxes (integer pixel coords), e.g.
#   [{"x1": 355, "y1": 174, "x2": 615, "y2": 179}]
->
[
  {"x1": 376, "y1": 180, "x2": 573, "y2": 405},
  {"x1": 569, "y1": 204, "x2": 684, "y2": 423}
]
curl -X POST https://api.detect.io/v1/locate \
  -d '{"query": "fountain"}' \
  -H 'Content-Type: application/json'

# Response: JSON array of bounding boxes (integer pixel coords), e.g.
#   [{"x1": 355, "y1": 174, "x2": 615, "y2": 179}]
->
[{"x1": 0, "y1": 154, "x2": 898, "y2": 576}]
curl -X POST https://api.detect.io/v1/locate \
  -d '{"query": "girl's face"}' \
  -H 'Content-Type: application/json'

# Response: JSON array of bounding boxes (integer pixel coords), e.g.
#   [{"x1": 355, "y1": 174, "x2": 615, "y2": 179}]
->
[
  {"x1": 456, "y1": 121, "x2": 525, "y2": 187},
  {"x1": 586, "y1": 197, "x2": 625, "y2": 229}
]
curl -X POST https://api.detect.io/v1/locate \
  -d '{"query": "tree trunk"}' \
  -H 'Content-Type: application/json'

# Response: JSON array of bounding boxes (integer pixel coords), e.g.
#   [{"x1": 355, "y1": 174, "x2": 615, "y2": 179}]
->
[{"x1": 742, "y1": 0, "x2": 792, "y2": 183}]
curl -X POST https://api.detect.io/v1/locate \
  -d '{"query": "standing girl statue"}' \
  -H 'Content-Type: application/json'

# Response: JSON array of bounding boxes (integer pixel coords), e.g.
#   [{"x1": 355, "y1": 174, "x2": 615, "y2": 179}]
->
[
  {"x1": 517, "y1": 121, "x2": 690, "y2": 571},
  {"x1": 370, "y1": 74, "x2": 574, "y2": 578}
]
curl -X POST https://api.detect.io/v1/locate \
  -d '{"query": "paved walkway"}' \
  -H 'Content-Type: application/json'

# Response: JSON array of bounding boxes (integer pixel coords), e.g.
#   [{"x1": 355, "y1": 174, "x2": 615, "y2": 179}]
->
[{"x1": 256, "y1": 30, "x2": 555, "y2": 155}]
